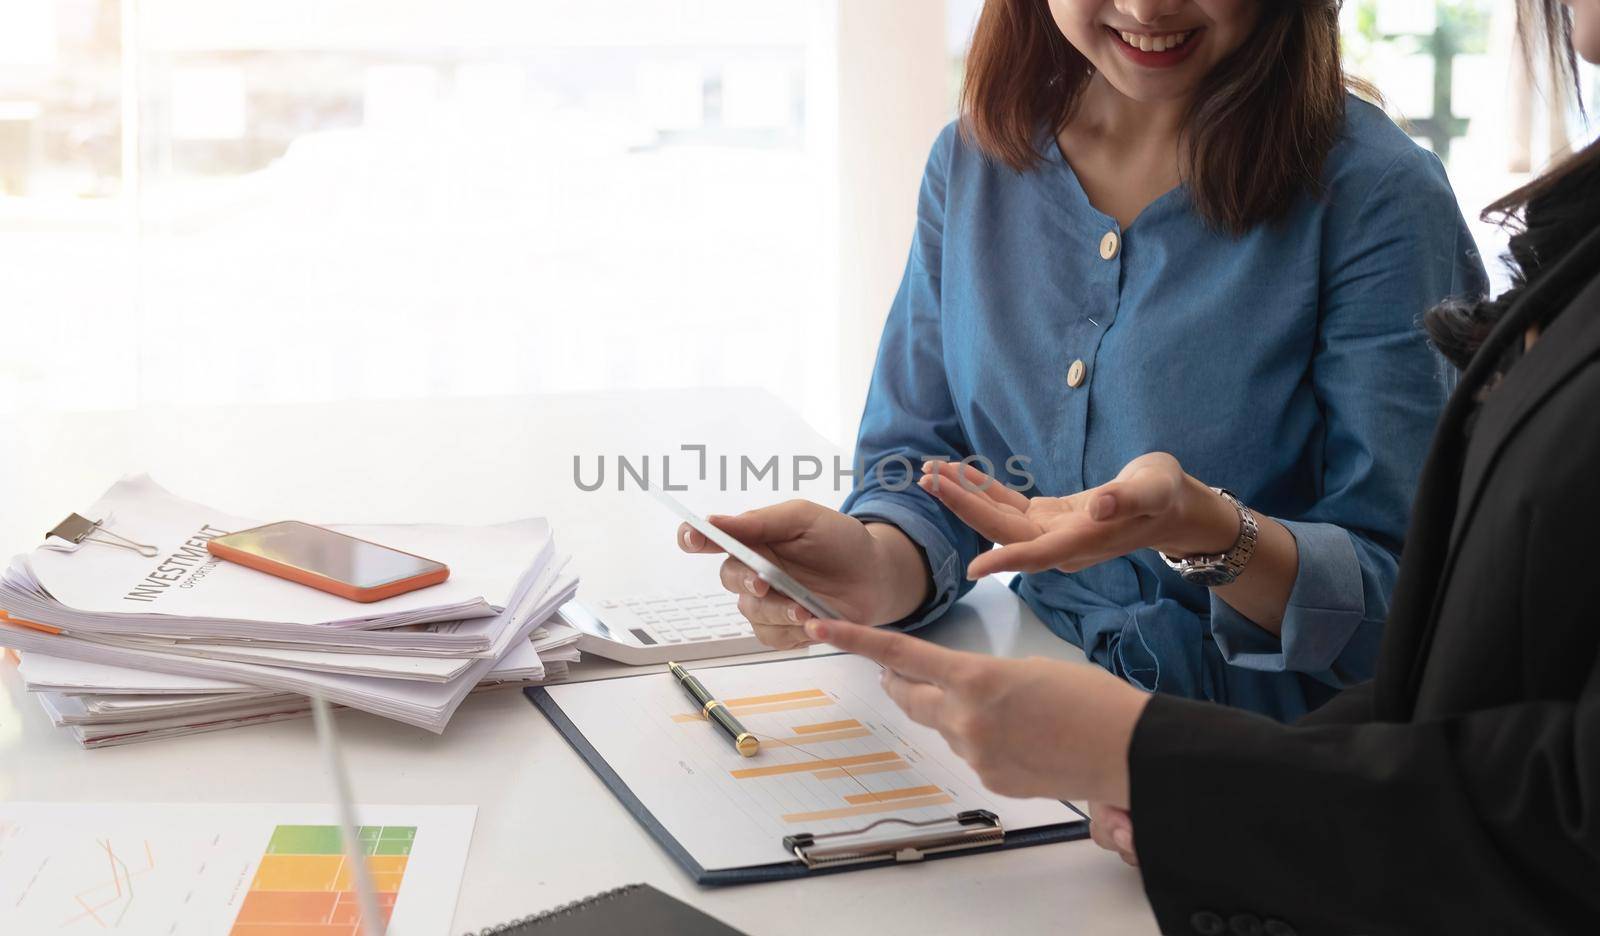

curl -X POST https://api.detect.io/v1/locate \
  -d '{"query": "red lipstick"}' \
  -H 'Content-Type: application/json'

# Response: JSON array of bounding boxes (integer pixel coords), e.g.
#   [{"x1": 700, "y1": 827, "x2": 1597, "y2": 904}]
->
[{"x1": 1105, "y1": 25, "x2": 1204, "y2": 69}]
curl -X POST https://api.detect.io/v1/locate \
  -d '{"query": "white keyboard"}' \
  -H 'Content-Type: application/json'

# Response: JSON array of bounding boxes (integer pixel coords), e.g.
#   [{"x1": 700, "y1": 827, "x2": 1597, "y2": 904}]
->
[{"x1": 562, "y1": 593, "x2": 768, "y2": 665}]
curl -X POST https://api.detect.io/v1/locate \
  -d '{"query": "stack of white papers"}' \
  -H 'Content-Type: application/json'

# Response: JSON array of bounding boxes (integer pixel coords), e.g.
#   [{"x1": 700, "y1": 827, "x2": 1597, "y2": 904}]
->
[
  {"x1": 17, "y1": 625, "x2": 582, "y2": 748},
  {"x1": 0, "y1": 476, "x2": 580, "y2": 745}
]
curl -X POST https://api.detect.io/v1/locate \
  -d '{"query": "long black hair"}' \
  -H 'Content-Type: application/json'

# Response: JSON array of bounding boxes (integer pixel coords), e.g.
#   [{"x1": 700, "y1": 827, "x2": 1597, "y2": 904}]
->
[{"x1": 1423, "y1": 0, "x2": 1600, "y2": 368}]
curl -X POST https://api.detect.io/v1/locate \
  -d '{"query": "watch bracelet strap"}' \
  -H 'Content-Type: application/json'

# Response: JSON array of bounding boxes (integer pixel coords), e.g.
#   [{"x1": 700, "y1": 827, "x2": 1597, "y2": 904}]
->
[
  {"x1": 1220, "y1": 490, "x2": 1257, "y2": 578},
  {"x1": 1158, "y1": 488, "x2": 1256, "y2": 577}
]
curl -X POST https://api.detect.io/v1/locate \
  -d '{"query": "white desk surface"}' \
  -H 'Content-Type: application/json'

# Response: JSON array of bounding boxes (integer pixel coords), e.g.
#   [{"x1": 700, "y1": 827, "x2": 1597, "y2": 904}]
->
[{"x1": 0, "y1": 389, "x2": 1157, "y2": 935}]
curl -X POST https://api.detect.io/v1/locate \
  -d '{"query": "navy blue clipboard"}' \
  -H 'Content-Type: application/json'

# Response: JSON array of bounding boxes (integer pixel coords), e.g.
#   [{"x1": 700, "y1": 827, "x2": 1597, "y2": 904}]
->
[{"x1": 525, "y1": 684, "x2": 1089, "y2": 886}]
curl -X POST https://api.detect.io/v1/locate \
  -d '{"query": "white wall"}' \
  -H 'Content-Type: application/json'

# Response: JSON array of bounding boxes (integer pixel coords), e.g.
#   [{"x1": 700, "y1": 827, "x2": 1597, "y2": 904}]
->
[
  {"x1": 830, "y1": 0, "x2": 950, "y2": 441},
  {"x1": 2, "y1": 1, "x2": 959, "y2": 451},
  {"x1": 145, "y1": 0, "x2": 813, "y2": 51}
]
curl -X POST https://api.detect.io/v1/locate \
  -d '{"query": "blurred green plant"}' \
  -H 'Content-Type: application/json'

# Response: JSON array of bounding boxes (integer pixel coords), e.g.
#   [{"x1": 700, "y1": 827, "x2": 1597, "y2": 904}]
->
[
  {"x1": 1343, "y1": 0, "x2": 1491, "y2": 66},
  {"x1": 1342, "y1": 0, "x2": 1494, "y2": 162}
]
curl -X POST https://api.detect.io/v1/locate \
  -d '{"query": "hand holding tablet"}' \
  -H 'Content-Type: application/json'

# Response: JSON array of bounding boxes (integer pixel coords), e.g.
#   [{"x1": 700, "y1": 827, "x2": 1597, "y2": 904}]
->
[{"x1": 652, "y1": 489, "x2": 844, "y2": 622}]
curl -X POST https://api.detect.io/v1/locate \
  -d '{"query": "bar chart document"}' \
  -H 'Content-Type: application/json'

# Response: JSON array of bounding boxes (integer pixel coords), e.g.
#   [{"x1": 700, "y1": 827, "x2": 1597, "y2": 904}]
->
[
  {"x1": 0, "y1": 802, "x2": 474, "y2": 935},
  {"x1": 537, "y1": 653, "x2": 1083, "y2": 874}
]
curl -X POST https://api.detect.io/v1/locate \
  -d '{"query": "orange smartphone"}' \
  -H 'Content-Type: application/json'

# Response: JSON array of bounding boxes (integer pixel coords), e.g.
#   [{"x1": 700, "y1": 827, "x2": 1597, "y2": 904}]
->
[{"x1": 206, "y1": 521, "x2": 449, "y2": 603}]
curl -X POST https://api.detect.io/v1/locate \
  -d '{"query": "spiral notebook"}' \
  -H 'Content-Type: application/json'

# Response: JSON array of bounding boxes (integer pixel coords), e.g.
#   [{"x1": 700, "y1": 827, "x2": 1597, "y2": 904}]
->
[
  {"x1": 459, "y1": 884, "x2": 746, "y2": 935},
  {"x1": 526, "y1": 653, "x2": 1088, "y2": 885}
]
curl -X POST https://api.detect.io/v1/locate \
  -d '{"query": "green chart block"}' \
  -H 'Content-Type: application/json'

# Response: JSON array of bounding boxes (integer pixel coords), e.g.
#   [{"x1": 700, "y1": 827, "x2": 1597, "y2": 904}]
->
[
  {"x1": 265, "y1": 825, "x2": 345, "y2": 855},
  {"x1": 373, "y1": 826, "x2": 416, "y2": 856},
  {"x1": 264, "y1": 823, "x2": 418, "y2": 856}
]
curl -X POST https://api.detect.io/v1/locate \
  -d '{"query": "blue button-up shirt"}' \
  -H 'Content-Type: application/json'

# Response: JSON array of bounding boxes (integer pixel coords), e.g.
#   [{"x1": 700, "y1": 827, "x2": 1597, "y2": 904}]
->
[{"x1": 842, "y1": 98, "x2": 1488, "y2": 721}]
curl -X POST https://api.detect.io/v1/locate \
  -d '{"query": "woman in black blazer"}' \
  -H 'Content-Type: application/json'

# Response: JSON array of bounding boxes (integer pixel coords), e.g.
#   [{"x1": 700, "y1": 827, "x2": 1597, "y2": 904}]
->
[{"x1": 803, "y1": 2, "x2": 1600, "y2": 932}]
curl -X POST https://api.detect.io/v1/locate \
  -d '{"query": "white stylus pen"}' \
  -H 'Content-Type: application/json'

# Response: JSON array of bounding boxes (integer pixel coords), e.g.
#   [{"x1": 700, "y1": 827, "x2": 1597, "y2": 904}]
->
[{"x1": 312, "y1": 693, "x2": 383, "y2": 936}]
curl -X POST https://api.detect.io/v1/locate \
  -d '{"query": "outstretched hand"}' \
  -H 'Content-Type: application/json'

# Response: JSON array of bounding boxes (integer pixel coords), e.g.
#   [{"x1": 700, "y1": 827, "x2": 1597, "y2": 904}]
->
[
  {"x1": 918, "y1": 453, "x2": 1237, "y2": 578},
  {"x1": 803, "y1": 617, "x2": 1149, "y2": 808}
]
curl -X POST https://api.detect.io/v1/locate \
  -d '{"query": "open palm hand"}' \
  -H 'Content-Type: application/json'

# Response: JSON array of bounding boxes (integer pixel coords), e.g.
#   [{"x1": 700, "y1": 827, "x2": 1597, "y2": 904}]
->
[{"x1": 917, "y1": 452, "x2": 1205, "y2": 578}]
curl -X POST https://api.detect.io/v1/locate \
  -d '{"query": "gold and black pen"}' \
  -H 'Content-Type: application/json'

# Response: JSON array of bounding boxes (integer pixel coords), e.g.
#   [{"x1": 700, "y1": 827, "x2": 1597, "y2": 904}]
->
[{"x1": 667, "y1": 661, "x2": 759, "y2": 758}]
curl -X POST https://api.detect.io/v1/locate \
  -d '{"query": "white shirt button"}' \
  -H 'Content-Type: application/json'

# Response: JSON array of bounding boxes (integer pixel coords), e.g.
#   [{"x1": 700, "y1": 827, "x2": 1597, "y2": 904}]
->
[
  {"x1": 1067, "y1": 359, "x2": 1087, "y2": 388},
  {"x1": 1099, "y1": 231, "x2": 1120, "y2": 260}
]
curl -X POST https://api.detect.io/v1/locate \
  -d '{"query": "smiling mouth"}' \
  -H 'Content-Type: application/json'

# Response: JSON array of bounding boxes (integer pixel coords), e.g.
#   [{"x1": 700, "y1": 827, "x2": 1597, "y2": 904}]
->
[
  {"x1": 1109, "y1": 27, "x2": 1199, "y2": 53},
  {"x1": 1103, "y1": 25, "x2": 1204, "y2": 66}
]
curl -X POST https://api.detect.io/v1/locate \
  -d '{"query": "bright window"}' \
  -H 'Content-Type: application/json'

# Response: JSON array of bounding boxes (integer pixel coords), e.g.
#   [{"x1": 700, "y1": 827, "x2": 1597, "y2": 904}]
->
[
  {"x1": 9, "y1": 1, "x2": 1596, "y2": 429},
  {"x1": 1342, "y1": 0, "x2": 1600, "y2": 290},
  {"x1": 1, "y1": 0, "x2": 836, "y2": 426}
]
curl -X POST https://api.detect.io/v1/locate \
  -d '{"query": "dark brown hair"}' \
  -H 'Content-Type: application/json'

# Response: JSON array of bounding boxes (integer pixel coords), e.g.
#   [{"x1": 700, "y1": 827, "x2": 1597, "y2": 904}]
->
[
  {"x1": 959, "y1": 0, "x2": 1363, "y2": 235},
  {"x1": 1423, "y1": 0, "x2": 1600, "y2": 368}
]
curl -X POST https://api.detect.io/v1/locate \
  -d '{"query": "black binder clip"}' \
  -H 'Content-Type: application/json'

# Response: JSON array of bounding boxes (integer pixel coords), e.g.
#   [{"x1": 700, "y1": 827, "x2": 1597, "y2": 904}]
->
[
  {"x1": 782, "y1": 809, "x2": 1003, "y2": 869},
  {"x1": 45, "y1": 513, "x2": 159, "y2": 558}
]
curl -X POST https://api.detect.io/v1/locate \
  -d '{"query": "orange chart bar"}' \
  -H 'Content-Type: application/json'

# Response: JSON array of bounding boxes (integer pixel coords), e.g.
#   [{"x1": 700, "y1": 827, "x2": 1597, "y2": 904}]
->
[
  {"x1": 844, "y1": 784, "x2": 943, "y2": 805},
  {"x1": 729, "y1": 698, "x2": 836, "y2": 716},
  {"x1": 780, "y1": 794, "x2": 955, "y2": 824},
  {"x1": 672, "y1": 696, "x2": 838, "y2": 724},
  {"x1": 729, "y1": 750, "x2": 903, "y2": 779},
  {"x1": 792, "y1": 719, "x2": 863, "y2": 734},
  {"x1": 813, "y1": 762, "x2": 912, "y2": 780},
  {"x1": 722, "y1": 688, "x2": 827, "y2": 707},
  {"x1": 771, "y1": 728, "x2": 873, "y2": 746}
]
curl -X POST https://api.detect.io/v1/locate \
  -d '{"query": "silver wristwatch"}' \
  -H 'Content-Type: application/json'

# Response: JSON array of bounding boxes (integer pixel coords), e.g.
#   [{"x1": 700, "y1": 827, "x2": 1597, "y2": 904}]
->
[{"x1": 1159, "y1": 488, "x2": 1257, "y2": 587}]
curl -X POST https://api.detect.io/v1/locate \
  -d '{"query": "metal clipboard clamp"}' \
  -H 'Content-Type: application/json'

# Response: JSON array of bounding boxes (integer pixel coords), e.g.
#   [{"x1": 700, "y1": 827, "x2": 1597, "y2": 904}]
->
[{"x1": 782, "y1": 809, "x2": 1003, "y2": 870}]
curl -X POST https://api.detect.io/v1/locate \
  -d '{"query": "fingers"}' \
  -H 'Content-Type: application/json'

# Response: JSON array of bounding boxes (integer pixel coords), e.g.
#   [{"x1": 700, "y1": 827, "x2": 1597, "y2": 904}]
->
[
  {"x1": 736, "y1": 590, "x2": 809, "y2": 629},
  {"x1": 1089, "y1": 802, "x2": 1138, "y2": 867},
  {"x1": 1088, "y1": 802, "x2": 1118, "y2": 852},
  {"x1": 723, "y1": 559, "x2": 808, "y2": 625},
  {"x1": 677, "y1": 522, "x2": 717, "y2": 554},
  {"x1": 679, "y1": 501, "x2": 820, "y2": 554},
  {"x1": 967, "y1": 526, "x2": 1101, "y2": 577},
  {"x1": 749, "y1": 619, "x2": 815, "y2": 650},
  {"x1": 804, "y1": 619, "x2": 966, "y2": 685},
  {"x1": 718, "y1": 557, "x2": 771, "y2": 600},
  {"x1": 880, "y1": 670, "x2": 946, "y2": 727},
  {"x1": 919, "y1": 472, "x2": 1039, "y2": 545},
  {"x1": 922, "y1": 460, "x2": 1030, "y2": 512},
  {"x1": 705, "y1": 500, "x2": 818, "y2": 547},
  {"x1": 1115, "y1": 825, "x2": 1138, "y2": 867}
]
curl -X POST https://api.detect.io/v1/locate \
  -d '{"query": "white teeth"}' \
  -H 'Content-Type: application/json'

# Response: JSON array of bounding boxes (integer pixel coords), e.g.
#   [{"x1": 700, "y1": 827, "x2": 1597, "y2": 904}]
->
[{"x1": 1119, "y1": 29, "x2": 1193, "y2": 53}]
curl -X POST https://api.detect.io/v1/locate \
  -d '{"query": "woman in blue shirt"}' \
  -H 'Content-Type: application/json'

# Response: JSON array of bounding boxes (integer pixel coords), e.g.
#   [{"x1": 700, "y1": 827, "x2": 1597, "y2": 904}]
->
[{"x1": 678, "y1": 0, "x2": 1486, "y2": 720}]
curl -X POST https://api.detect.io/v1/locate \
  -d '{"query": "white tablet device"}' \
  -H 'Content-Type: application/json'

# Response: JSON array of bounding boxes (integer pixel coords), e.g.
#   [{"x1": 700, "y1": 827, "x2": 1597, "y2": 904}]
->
[{"x1": 651, "y1": 488, "x2": 845, "y2": 621}]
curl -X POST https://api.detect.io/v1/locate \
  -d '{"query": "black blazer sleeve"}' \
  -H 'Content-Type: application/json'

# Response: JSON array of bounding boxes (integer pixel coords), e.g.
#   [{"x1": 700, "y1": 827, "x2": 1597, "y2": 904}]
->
[
  {"x1": 1127, "y1": 361, "x2": 1600, "y2": 935},
  {"x1": 1130, "y1": 681, "x2": 1600, "y2": 934},
  {"x1": 1294, "y1": 679, "x2": 1374, "y2": 727}
]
